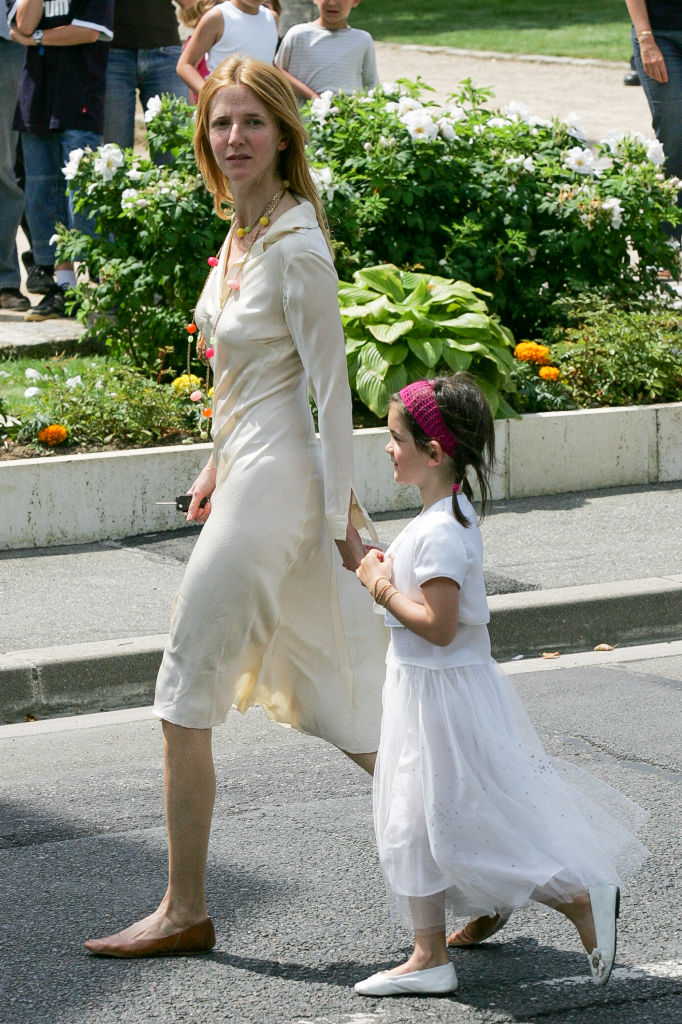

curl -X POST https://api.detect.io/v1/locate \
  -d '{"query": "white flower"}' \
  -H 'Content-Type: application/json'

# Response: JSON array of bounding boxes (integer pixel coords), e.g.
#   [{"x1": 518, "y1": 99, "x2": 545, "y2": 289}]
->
[
  {"x1": 397, "y1": 96, "x2": 422, "y2": 117},
  {"x1": 488, "y1": 117, "x2": 511, "y2": 129},
  {"x1": 437, "y1": 117, "x2": 456, "y2": 141},
  {"x1": 48, "y1": 233, "x2": 59, "y2": 246},
  {"x1": 647, "y1": 139, "x2": 665, "y2": 166},
  {"x1": 401, "y1": 109, "x2": 438, "y2": 143},
  {"x1": 310, "y1": 165, "x2": 335, "y2": 202},
  {"x1": 136, "y1": 197, "x2": 149, "y2": 208},
  {"x1": 529, "y1": 114, "x2": 551, "y2": 129},
  {"x1": 564, "y1": 146, "x2": 595, "y2": 175},
  {"x1": 504, "y1": 101, "x2": 531, "y2": 123},
  {"x1": 127, "y1": 166, "x2": 143, "y2": 181},
  {"x1": 24, "y1": 368, "x2": 42, "y2": 380},
  {"x1": 0, "y1": 370, "x2": 10, "y2": 378},
  {"x1": 62, "y1": 147, "x2": 85, "y2": 181},
  {"x1": 363, "y1": 141, "x2": 372, "y2": 152},
  {"x1": 94, "y1": 143, "x2": 124, "y2": 182},
  {"x1": 443, "y1": 104, "x2": 467, "y2": 123},
  {"x1": 310, "y1": 90, "x2": 337, "y2": 123},
  {"x1": 144, "y1": 95, "x2": 163, "y2": 123},
  {"x1": 384, "y1": 101, "x2": 399, "y2": 113},
  {"x1": 602, "y1": 196, "x2": 624, "y2": 229},
  {"x1": 65, "y1": 375, "x2": 83, "y2": 389},
  {"x1": 523, "y1": 156, "x2": 535, "y2": 172},
  {"x1": 95, "y1": 379, "x2": 104, "y2": 389},
  {"x1": 473, "y1": 123, "x2": 486, "y2": 135},
  {"x1": 121, "y1": 188, "x2": 139, "y2": 211},
  {"x1": 381, "y1": 81, "x2": 400, "y2": 96},
  {"x1": 24, "y1": 386, "x2": 40, "y2": 398},
  {"x1": 506, "y1": 155, "x2": 523, "y2": 168},
  {"x1": 563, "y1": 111, "x2": 587, "y2": 141},
  {"x1": 358, "y1": 95, "x2": 374, "y2": 104}
]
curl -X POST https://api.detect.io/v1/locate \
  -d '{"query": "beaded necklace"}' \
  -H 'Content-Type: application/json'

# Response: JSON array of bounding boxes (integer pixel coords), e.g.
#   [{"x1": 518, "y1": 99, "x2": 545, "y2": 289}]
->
[{"x1": 185, "y1": 183, "x2": 288, "y2": 431}]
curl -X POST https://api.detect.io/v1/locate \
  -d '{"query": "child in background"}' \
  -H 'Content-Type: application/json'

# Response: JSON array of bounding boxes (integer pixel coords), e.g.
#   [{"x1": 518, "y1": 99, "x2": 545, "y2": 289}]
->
[
  {"x1": 177, "y1": 0, "x2": 278, "y2": 99},
  {"x1": 353, "y1": 374, "x2": 648, "y2": 997},
  {"x1": 178, "y1": 0, "x2": 216, "y2": 103},
  {"x1": 275, "y1": 0, "x2": 377, "y2": 102}
]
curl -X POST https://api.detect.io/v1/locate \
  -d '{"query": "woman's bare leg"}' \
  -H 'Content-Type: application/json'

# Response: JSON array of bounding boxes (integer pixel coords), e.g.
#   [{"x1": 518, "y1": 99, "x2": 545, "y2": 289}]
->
[
  {"x1": 87, "y1": 721, "x2": 215, "y2": 942},
  {"x1": 341, "y1": 750, "x2": 376, "y2": 775}
]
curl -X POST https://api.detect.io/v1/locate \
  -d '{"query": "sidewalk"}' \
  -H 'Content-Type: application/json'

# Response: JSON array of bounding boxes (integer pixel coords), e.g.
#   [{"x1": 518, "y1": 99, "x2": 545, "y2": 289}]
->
[{"x1": 2, "y1": 482, "x2": 680, "y2": 723}]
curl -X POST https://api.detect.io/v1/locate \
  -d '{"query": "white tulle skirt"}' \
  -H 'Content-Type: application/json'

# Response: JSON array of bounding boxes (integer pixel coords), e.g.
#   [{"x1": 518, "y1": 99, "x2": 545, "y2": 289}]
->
[{"x1": 373, "y1": 654, "x2": 649, "y2": 931}]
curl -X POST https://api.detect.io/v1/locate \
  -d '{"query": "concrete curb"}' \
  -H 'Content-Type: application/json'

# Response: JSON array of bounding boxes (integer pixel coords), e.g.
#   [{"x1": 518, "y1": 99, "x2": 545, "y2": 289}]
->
[
  {"x1": 2, "y1": 576, "x2": 680, "y2": 723},
  {"x1": 383, "y1": 42, "x2": 627, "y2": 70}
]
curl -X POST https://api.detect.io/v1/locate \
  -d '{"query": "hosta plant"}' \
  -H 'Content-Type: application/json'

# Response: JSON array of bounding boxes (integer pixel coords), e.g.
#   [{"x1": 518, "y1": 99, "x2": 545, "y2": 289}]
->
[{"x1": 340, "y1": 264, "x2": 517, "y2": 418}]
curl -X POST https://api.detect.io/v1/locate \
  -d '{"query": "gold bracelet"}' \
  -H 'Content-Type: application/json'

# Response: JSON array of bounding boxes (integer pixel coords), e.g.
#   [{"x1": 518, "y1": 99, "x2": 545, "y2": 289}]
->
[
  {"x1": 377, "y1": 585, "x2": 398, "y2": 609},
  {"x1": 638, "y1": 29, "x2": 653, "y2": 41},
  {"x1": 383, "y1": 587, "x2": 398, "y2": 610},
  {"x1": 373, "y1": 580, "x2": 394, "y2": 605},
  {"x1": 371, "y1": 575, "x2": 393, "y2": 601}
]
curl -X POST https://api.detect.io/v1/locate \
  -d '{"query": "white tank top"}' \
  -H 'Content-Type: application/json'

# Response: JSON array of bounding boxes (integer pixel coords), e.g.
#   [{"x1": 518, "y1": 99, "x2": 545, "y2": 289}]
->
[{"x1": 206, "y1": 3, "x2": 278, "y2": 72}]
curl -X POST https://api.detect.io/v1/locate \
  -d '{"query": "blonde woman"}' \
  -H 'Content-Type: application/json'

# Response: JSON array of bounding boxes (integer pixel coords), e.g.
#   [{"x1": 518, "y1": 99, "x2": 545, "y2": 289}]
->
[{"x1": 84, "y1": 56, "x2": 386, "y2": 958}]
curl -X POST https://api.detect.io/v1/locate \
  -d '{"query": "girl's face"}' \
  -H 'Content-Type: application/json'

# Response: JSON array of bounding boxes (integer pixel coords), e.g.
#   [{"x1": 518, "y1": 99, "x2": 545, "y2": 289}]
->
[
  {"x1": 385, "y1": 403, "x2": 432, "y2": 488},
  {"x1": 208, "y1": 84, "x2": 287, "y2": 186}
]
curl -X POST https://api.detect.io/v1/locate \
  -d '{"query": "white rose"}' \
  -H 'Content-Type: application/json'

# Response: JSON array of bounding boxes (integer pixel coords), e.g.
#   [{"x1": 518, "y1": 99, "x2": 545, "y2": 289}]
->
[
  {"x1": 65, "y1": 375, "x2": 83, "y2": 389},
  {"x1": 437, "y1": 117, "x2": 456, "y2": 141},
  {"x1": 310, "y1": 165, "x2": 335, "y2": 202},
  {"x1": 563, "y1": 111, "x2": 587, "y2": 141},
  {"x1": 127, "y1": 166, "x2": 143, "y2": 181},
  {"x1": 564, "y1": 146, "x2": 595, "y2": 175},
  {"x1": 401, "y1": 109, "x2": 438, "y2": 143},
  {"x1": 62, "y1": 147, "x2": 85, "y2": 181},
  {"x1": 488, "y1": 117, "x2": 511, "y2": 129},
  {"x1": 384, "y1": 101, "x2": 399, "y2": 113},
  {"x1": 523, "y1": 156, "x2": 535, "y2": 172},
  {"x1": 443, "y1": 104, "x2": 467, "y2": 123},
  {"x1": 602, "y1": 196, "x2": 624, "y2": 230},
  {"x1": 144, "y1": 95, "x2": 163, "y2": 123},
  {"x1": 25, "y1": 368, "x2": 42, "y2": 380},
  {"x1": 121, "y1": 188, "x2": 139, "y2": 211},
  {"x1": 504, "y1": 101, "x2": 531, "y2": 123},
  {"x1": 311, "y1": 90, "x2": 335, "y2": 122},
  {"x1": 94, "y1": 143, "x2": 124, "y2": 182},
  {"x1": 397, "y1": 96, "x2": 422, "y2": 117},
  {"x1": 646, "y1": 139, "x2": 665, "y2": 166},
  {"x1": 24, "y1": 387, "x2": 41, "y2": 398}
]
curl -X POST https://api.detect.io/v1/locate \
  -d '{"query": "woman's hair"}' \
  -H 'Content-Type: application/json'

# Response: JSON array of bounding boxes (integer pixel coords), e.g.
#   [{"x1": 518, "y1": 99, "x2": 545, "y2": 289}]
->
[
  {"x1": 194, "y1": 56, "x2": 332, "y2": 253},
  {"x1": 178, "y1": 0, "x2": 219, "y2": 28},
  {"x1": 392, "y1": 373, "x2": 496, "y2": 527}
]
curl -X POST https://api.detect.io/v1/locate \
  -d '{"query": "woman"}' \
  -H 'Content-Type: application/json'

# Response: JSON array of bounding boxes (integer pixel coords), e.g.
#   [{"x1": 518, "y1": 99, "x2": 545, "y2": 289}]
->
[{"x1": 84, "y1": 56, "x2": 387, "y2": 958}]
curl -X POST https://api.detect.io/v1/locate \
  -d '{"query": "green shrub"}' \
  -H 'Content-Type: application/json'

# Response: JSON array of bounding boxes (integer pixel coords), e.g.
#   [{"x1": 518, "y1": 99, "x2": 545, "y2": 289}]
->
[{"x1": 340, "y1": 264, "x2": 517, "y2": 417}]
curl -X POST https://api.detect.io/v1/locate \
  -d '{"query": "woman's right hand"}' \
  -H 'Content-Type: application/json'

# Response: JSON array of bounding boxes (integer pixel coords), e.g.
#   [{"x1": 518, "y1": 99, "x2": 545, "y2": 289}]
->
[
  {"x1": 186, "y1": 464, "x2": 217, "y2": 523},
  {"x1": 640, "y1": 38, "x2": 668, "y2": 83}
]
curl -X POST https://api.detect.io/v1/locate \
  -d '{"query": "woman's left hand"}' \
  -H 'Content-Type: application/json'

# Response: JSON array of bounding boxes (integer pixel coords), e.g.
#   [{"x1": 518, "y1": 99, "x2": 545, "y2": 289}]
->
[{"x1": 356, "y1": 549, "x2": 393, "y2": 594}]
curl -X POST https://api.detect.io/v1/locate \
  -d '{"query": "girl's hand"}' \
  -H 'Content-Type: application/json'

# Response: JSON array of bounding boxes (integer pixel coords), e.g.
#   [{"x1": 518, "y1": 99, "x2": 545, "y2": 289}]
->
[
  {"x1": 186, "y1": 464, "x2": 216, "y2": 523},
  {"x1": 640, "y1": 38, "x2": 668, "y2": 83},
  {"x1": 356, "y1": 550, "x2": 393, "y2": 594}
]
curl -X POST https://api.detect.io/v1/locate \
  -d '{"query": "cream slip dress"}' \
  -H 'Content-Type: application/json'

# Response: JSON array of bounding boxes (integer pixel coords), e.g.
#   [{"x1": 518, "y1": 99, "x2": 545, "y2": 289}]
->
[{"x1": 153, "y1": 200, "x2": 387, "y2": 751}]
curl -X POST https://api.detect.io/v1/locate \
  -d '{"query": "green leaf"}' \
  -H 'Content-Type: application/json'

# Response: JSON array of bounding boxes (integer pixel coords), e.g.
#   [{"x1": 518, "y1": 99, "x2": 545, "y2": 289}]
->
[
  {"x1": 355, "y1": 367, "x2": 391, "y2": 417},
  {"x1": 441, "y1": 345, "x2": 472, "y2": 372},
  {"x1": 441, "y1": 312, "x2": 492, "y2": 338},
  {"x1": 340, "y1": 295, "x2": 390, "y2": 321},
  {"x1": 368, "y1": 319, "x2": 414, "y2": 343},
  {"x1": 403, "y1": 278, "x2": 429, "y2": 306},
  {"x1": 355, "y1": 265, "x2": 405, "y2": 302},
  {"x1": 408, "y1": 336, "x2": 441, "y2": 367},
  {"x1": 338, "y1": 284, "x2": 379, "y2": 304},
  {"x1": 475, "y1": 376, "x2": 500, "y2": 415}
]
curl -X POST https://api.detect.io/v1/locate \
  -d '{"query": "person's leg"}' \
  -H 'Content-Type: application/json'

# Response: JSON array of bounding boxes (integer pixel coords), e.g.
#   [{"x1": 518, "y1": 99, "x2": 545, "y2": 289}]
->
[
  {"x1": 85, "y1": 721, "x2": 215, "y2": 947},
  {"x1": 21, "y1": 131, "x2": 68, "y2": 268},
  {"x1": 633, "y1": 28, "x2": 682, "y2": 238},
  {"x1": 102, "y1": 48, "x2": 138, "y2": 150},
  {"x1": 0, "y1": 40, "x2": 27, "y2": 297},
  {"x1": 138, "y1": 46, "x2": 187, "y2": 165},
  {"x1": 59, "y1": 128, "x2": 101, "y2": 245}
]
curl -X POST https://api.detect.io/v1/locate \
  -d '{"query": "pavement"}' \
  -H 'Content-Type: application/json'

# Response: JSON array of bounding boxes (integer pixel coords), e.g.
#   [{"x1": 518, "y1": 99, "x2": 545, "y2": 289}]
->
[
  {"x1": 0, "y1": 640, "x2": 681, "y2": 1024},
  {"x1": 1, "y1": 481, "x2": 681, "y2": 723}
]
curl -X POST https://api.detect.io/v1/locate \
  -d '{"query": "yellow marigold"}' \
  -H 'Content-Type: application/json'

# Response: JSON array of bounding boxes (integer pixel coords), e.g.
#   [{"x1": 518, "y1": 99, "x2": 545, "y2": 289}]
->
[
  {"x1": 171, "y1": 373, "x2": 202, "y2": 396},
  {"x1": 38, "y1": 423, "x2": 68, "y2": 446},
  {"x1": 538, "y1": 365, "x2": 560, "y2": 382},
  {"x1": 514, "y1": 341, "x2": 551, "y2": 365}
]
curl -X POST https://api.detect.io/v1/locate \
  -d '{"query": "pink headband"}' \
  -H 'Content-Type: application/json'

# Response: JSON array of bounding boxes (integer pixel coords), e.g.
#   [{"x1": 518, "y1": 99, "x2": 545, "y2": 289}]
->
[{"x1": 399, "y1": 380, "x2": 458, "y2": 458}]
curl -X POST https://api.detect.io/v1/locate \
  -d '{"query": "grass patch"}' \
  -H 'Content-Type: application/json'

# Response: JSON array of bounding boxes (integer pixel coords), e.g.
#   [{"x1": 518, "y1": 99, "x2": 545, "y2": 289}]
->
[{"x1": 353, "y1": 0, "x2": 632, "y2": 62}]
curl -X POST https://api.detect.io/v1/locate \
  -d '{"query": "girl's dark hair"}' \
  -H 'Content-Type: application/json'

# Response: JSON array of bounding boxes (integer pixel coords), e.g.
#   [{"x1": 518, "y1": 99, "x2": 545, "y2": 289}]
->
[{"x1": 392, "y1": 373, "x2": 496, "y2": 527}]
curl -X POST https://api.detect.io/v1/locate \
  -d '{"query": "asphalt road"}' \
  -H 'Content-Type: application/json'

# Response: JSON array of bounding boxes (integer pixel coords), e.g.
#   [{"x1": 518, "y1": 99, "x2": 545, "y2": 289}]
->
[{"x1": 1, "y1": 648, "x2": 680, "y2": 1024}]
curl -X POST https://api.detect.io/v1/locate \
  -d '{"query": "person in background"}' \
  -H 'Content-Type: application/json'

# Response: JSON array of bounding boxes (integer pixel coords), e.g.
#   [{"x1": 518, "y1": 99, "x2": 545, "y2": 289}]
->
[
  {"x1": 277, "y1": 0, "x2": 314, "y2": 40},
  {"x1": 0, "y1": 20, "x2": 29, "y2": 310},
  {"x1": 274, "y1": 0, "x2": 377, "y2": 103},
  {"x1": 7, "y1": 0, "x2": 113, "y2": 321},
  {"x1": 626, "y1": 0, "x2": 682, "y2": 240},
  {"x1": 178, "y1": 0, "x2": 216, "y2": 104},
  {"x1": 177, "y1": 0, "x2": 278, "y2": 100},
  {"x1": 103, "y1": 0, "x2": 192, "y2": 155}
]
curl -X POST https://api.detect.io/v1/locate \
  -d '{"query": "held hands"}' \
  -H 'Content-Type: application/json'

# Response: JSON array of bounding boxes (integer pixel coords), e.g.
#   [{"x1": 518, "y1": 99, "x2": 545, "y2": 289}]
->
[
  {"x1": 640, "y1": 38, "x2": 668, "y2": 83},
  {"x1": 356, "y1": 548, "x2": 394, "y2": 596},
  {"x1": 185, "y1": 464, "x2": 216, "y2": 523}
]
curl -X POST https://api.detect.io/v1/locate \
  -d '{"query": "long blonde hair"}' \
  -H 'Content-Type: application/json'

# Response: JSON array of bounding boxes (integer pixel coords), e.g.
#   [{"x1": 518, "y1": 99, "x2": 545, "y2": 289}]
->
[{"x1": 194, "y1": 57, "x2": 332, "y2": 254}]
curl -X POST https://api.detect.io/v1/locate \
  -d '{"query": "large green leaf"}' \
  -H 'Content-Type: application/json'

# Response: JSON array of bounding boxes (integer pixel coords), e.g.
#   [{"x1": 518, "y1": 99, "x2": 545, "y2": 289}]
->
[
  {"x1": 354, "y1": 265, "x2": 405, "y2": 302},
  {"x1": 338, "y1": 284, "x2": 378, "y2": 304},
  {"x1": 441, "y1": 312, "x2": 492, "y2": 338},
  {"x1": 344, "y1": 335, "x2": 367, "y2": 355},
  {"x1": 340, "y1": 295, "x2": 390, "y2": 321},
  {"x1": 408, "y1": 336, "x2": 441, "y2": 367},
  {"x1": 368, "y1": 319, "x2": 414, "y2": 343},
  {"x1": 376, "y1": 340, "x2": 409, "y2": 365},
  {"x1": 441, "y1": 345, "x2": 472, "y2": 372},
  {"x1": 403, "y1": 278, "x2": 429, "y2": 307},
  {"x1": 360, "y1": 340, "x2": 409, "y2": 377},
  {"x1": 355, "y1": 362, "x2": 409, "y2": 417},
  {"x1": 475, "y1": 376, "x2": 500, "y2": 416}
]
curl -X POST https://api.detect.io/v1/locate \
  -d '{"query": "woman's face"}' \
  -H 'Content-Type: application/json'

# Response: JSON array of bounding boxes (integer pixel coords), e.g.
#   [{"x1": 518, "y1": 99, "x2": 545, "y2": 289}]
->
[{"x1": 208, "y1": 84, "x2": 286, "y2": 186}]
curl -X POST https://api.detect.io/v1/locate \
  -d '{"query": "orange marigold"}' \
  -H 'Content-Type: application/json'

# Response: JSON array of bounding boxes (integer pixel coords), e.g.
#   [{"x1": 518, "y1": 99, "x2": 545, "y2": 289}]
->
[
  {"x1": 538, "y1": 365, "x2": 560, "y2": 382},
  {"x1": 514, "y1": 341, "x2": 551, "y2": 365},
  {"x1": 38, "y1": 423, "x2": 68, "y2": 446}
]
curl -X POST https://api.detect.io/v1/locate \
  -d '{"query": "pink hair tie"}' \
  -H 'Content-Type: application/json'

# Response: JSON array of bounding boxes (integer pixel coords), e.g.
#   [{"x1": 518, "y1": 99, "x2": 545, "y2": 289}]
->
[
  {"x1": 399, "y1": 380, "x2": 457, "y2": 459},
  {"x1": 452, "y1": 482, "x2": 459, "y2": 493}
]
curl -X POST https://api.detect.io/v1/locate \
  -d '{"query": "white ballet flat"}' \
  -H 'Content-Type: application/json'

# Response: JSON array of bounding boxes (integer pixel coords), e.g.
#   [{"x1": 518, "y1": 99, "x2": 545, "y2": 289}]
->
[
  {"x1": 587, "y1": 884, "x2": 620, "y2": 987},
  {"x1": 354, "y1": 962, "x2": 458, "y2": 997}
]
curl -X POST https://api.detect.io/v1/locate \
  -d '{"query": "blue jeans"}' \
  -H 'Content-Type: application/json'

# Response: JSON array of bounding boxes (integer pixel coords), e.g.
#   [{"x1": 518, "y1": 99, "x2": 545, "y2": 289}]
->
[
  {"x1": 633, "y1": 27, "x2": 682, "y2": 238},
  {"x1": 21, "y1": 129, "x2": 101, "y2": 266},
  {"x1": 0, "y1": 39, "x2": 26, "y2": 290},
  {"x1": 103, "y1": 46, "x2": 187, "y2": 158}
]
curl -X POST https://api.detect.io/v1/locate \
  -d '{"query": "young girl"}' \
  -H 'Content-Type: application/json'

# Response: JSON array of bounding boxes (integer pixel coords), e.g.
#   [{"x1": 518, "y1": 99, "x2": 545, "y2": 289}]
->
[
  {"x1": 354, "y1": 374, "x2": 648, "y2": 997},
  {"x1": 177, "y1": 0, "x2": 278, "y2": 99}
]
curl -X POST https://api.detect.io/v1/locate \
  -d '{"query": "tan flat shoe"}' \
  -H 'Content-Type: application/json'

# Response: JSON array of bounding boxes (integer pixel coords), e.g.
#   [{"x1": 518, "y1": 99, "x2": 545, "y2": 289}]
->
[
  {"x1": 84, "y1": 917, "x2": 216, "y2": 958},
  {"x1": 447, "y1": 913, "x2": 510, "y2": 948}
]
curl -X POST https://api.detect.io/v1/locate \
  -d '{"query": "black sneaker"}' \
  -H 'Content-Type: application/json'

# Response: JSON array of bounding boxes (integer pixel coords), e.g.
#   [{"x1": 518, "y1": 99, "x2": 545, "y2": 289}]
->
[
  {"x1": 24, "y1": 284, "x2": 68, "y2": 321},
  {"x1": 0, "y1": 287, "x2": 30, "y2": 311},
  {"x1": 26, "y1": 262, "x2": 55, "y2": 295}
]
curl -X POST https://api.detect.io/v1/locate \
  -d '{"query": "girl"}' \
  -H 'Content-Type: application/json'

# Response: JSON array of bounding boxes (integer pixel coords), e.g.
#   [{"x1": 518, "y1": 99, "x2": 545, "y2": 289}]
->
[
  {"x1": 177, "y1": 0, "x2": 278, "y2": 99},
  {"x1": 354, "y1": 374, "x2": 648, "y2": 997}
]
